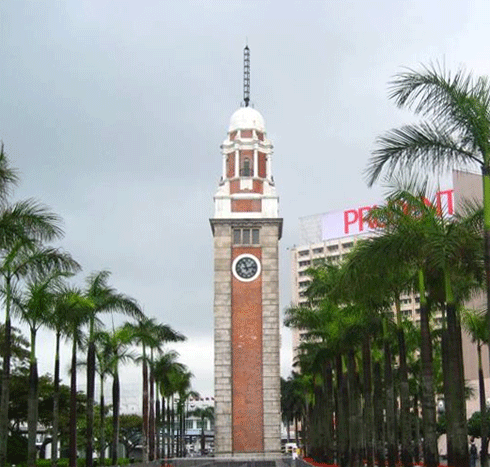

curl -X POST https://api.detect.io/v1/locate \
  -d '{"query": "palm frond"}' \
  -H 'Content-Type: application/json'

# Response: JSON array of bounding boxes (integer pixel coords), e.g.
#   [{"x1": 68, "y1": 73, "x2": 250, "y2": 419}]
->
[{"x1": 366, "y1": 122, "x2": 480, "y2": 186}]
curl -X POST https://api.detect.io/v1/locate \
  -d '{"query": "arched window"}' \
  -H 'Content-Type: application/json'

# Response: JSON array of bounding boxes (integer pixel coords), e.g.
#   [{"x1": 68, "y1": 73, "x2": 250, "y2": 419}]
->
[{"x1": 240, "y1": 158, "x2": 253, "y2": 177}]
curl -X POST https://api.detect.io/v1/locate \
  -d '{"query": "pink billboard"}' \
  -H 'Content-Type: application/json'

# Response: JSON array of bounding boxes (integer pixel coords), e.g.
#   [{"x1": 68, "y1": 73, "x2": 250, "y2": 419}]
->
[{"x1": 321, "y1": 189, "x2": 454, "y2": 241}]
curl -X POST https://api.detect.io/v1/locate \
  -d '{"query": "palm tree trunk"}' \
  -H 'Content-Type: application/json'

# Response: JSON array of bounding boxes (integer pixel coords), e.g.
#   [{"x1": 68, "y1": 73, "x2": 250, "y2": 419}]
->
[
  {"x1": 362, "y1": 337, "x2": 374, "y2": 467},
  {"x1": 27, "y1": 328, "x2": 39, "y2": 467},
  {"x1": 478, "y1": 340, "x2": 489, "y2": 467},
  {"x1": 100, "y1": 372, "x2": 105, "y2": 464},
  {"x1": 483, "y1": 174, "x2": 490, "y2": 454},
  {"x1": 142, "y1": 352, "x2": 149, "y2": 462},
  {"x1": 149, "y1": 360, "x2": 155, "y2": 460},
  {"x1": 0, "y1": 278, "x2": 12, "y2": 467},
  {"x1": 167, "y1": 396, "x2": 172, "y2": 458},
  {"x1": 324, "y1": 360, "x2": 335, "y2": 464},
  {"x1": 52, "y1": 331, "x2": 61, "y2": 467},
  {"x1": 171, "y1": 395, "x2": 175, "y2": 457},
  {"x1": 418, "y1": 269, "x2": 438, "y2": 467},
  {"x1": 397, "y1": 327, "x2": 413, "y2": 467},
  {"x1": 347, "y1": 349, "x2": 362, "y2": 467},
  {"x1": 441, "y1": 323, "x2": 454, "y2": 464},
  {"x1": 155, "y1": 389, "x2": 161, "y2": 459},
  {"x1": 308, "y1": 377, "x2": 322, "y2": 460},
  {"x1": 413, "y1": 394, "x2": 421, "y2": 464},
  {"x1": 336, "y1": 354, "x2": 349, "y2": 467},
  {"x1": 373, "y1": 360, "x2": 385, "y2": 467},
  {"x1": 384, "y1": 335, "x2": 397, "y2": 467},
  {"x1": 69, "y1": 337, "x2": 77, "y2": 467},
  {"x1": 161, "y1": 395, "x2": 168, "y2": 458},
  {"x1": 86, "y1": 335, "x2": 95, "y2": 467},
  {"x1": 111, "y1": 369, "x2": 120, "y2": 465},
  {"x1": 446, "y1": 297, "x2": 469, "y2": 467}
]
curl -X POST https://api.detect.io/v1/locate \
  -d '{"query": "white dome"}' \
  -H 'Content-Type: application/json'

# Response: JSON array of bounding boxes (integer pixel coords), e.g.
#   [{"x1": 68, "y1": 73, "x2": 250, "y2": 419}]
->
[{"x1": 228, "y1": 107, "x2": 265, "y2": 132}]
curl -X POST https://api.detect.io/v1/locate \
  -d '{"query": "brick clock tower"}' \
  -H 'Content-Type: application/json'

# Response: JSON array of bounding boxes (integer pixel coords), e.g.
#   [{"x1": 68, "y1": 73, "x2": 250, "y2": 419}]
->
[{"x1": 210, "y1": 47, "x2": 282, "y2": 458}]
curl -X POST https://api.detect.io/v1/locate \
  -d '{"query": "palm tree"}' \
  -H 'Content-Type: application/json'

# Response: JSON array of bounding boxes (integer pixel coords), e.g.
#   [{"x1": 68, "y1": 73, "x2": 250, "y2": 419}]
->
[
  {"x1": 462, "y1": 309, "x2": 489, "y2": 467},
  {"x1": 83, "y1": 270, "x2": 144, "y2": 467},
  {"x1": 148, "y1": 323, "x2": 185, "y2": 459},
  {"x1": 153, "y1": 350, "x2": 181, "y2": 458},
  {"x1": 0, "y1": 242, "x2": 79, "y2": 467},
  {"x1": 92, "y1": 331, "x2": 113, "y2": 464},
  {"x1": 154, "y1": 351, "x2": 187, "y2": 458},
  {"x1": 124, "y1": 317, "x2": 185, "y2": 461},
  {"x1": 343, "y1": 238, "x2": 413, "y2": 467},
  {"x1": 13, "y1": 269, "x2": 72, "y2": 467},
  {"x1": 172, "y1": 369, "x2": 196, "y2": 457},
  {"x1": 98, "y1": 326, "x2": 136, "y2": 465},
  {"x1": 0, "y1": 144, "x2": 68, "y2": 467},
  {"x1": 365, "y1": 65, "x2": 490, "y2": 464},
  {"x1": 1, "y1": 241, "x2": 73, "y2": 467},
  {"x1": 60, "y1": 288, "x2": 93, "y2": 467},
  {"x1": 47, "y1": 282, "x2": 86, "y2": 467},
  {"x1": 367, "y1": 188, "x2": 483, "y2": 466}
]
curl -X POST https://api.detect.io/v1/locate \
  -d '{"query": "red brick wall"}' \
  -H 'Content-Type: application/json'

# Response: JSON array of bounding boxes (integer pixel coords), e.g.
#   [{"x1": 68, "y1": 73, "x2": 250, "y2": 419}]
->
[
  {"x1": 230, "y1": 181, "x2": 263, "y2": 194},
  {"x1": 231, "y1": 199, "x2": 262, "y2": 212},
  {"x1": 258, "y1": 152, "x2": 266, "y2": 178},
  {"x1": 227, "y1": 154, "x2": 235, "y2": 178},
  {"x1": 231, "y1": 247, "x2": 264, "y2": 452}
]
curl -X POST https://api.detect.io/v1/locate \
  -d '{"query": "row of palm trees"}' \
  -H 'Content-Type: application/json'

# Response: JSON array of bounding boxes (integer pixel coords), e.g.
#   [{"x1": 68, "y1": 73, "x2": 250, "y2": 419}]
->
[
  {"x1": 285, "y1": 188, "x2": 485, "y2": 467},
  {"x1": 0, "y1": 144, "x2": 191, "y2": 467},
  {"x1": 284, "y1": 63, "x2": 490, "y2": 467}
]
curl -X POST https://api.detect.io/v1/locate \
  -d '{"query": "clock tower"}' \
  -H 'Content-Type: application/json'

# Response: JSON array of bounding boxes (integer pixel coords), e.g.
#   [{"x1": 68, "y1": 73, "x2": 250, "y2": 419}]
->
[{"x1": 210, "y1": 46, "x2": 282, "y2": 457}]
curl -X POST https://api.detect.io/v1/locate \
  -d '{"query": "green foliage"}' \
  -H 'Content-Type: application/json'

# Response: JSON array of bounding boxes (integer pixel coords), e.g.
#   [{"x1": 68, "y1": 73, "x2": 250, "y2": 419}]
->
[
  {"x1": 468, "y1": 410, "x2": 490, "y2": 438},
  {"x1": 6, "y1": 432, "x2": 27, "y2": 464}
]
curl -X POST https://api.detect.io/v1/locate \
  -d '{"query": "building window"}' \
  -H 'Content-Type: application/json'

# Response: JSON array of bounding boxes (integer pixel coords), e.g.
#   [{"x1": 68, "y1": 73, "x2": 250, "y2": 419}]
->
[
  {"x1": 186, "y1": 420, "x2": 194, "y2": 430},
  {"x1": 233, "y1": 228, "x2": 260, "y2": 245},
  {"x1": 298, "y1": 250, "x2": 309, "y2": 256},
  {"x1": 327, "y1": 245, "x2": 339, "y2": 252},
  {"x1": 312, "y1": 247, "x2": 324, "y2": 254},
  {"x1": 298, "y1": 260, "x2": 311, "y2": 267},
  {"x1": 240, "y1": 158, "x2": 253, "y2": 177},
  {"x1": 342, "y1": 242, "x2": 354, "y2": 249},
  {"x1": 243, "y1": 229, "x2": 250, "y2": 244}
]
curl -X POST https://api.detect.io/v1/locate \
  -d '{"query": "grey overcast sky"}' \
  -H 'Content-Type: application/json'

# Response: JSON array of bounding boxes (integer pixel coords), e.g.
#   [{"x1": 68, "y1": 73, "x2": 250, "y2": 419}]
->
[{"x1": 1, "y1": 0, "x2": 489, "y2": 402}]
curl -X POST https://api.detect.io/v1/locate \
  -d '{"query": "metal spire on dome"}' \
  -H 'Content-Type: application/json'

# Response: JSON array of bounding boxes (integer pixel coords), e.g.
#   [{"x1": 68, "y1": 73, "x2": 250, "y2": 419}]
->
[{"x1": 243, "y1": 44, "x2": 250, "y2": 107}]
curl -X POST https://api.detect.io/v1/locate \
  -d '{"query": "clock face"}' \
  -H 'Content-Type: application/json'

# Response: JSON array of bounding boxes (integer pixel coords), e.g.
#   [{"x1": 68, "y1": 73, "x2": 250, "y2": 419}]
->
[{"x1": 232, "y1": 254, "x2": 261, "y2": 282}]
